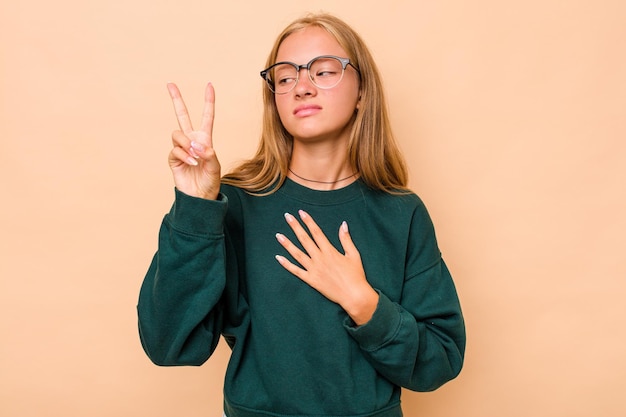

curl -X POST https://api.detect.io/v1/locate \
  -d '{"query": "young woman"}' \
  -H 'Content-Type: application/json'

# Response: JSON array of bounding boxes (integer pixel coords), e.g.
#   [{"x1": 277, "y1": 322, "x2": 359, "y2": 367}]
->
[{"x1": 138, "y1": 13, "x2": 465, "y2": 417}]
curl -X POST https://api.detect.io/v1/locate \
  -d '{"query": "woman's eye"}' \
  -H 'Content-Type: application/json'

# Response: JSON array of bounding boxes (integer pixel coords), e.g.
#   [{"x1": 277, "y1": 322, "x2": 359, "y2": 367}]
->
[
  {"x1": 316, "y1": 70, "x2": 338, "y2": 77},
  {"x1": 278, "y1": 77, "x2": 296, "y2": 85}
]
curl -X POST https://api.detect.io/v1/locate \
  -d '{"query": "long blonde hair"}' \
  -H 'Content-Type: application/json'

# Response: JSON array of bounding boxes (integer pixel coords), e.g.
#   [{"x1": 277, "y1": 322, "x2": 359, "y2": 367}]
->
[{"x1": 222, "y1": 13, "x2": 409, "y2": 194}]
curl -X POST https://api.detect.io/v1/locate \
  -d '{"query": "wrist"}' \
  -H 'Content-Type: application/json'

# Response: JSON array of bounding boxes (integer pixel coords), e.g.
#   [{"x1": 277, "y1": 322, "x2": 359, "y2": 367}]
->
[
  {"x1": 199, "y1": 188, "x2": 220, "y2": 200},
  {"x1": 175, "y1": 187, "x2": 219, "y2": 201},
  {"x1": 344, "y1": 286, "x2": 379, "y2": 326}
]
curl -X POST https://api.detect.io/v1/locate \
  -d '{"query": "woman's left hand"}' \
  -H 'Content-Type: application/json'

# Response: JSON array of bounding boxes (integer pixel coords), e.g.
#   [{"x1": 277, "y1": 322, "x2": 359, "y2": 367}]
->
[{"x1": 275, "y1": 210, "x2": 379, "y2": 325}]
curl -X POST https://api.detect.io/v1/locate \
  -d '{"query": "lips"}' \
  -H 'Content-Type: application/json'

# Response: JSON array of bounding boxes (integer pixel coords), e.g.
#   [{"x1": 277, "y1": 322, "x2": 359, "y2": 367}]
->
[{"x1": 293, "y1": 104, "x2": 322, "y2": 117}]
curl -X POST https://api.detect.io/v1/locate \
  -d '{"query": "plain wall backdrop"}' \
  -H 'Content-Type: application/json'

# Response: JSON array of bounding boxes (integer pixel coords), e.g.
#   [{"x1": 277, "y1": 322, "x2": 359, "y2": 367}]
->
[{"x1": 1, "y1": 0, "x2": 625, "y2": 416}]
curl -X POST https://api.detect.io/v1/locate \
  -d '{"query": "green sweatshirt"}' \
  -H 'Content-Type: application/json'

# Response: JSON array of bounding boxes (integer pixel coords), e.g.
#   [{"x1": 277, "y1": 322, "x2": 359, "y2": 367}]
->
[{"x1": 138, "y1": 178, "x2": 465, "y2": 417}]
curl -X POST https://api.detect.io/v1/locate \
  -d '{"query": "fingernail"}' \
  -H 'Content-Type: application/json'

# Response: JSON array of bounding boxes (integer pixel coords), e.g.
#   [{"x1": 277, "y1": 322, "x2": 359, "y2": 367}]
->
[
  {"x1": 186, "y1": 157, "x2": 198, "y2": 166},
  {"x1": 341, "y1": 221, "x2": 348, "y2": 233},
  {"x1": 284, "y1": 213, "x2": 294, "y2": 222},
  {"x1": 166, "y1": 83, "x2": 178, "y2": 97},
  {"x1": 189, "y1": 147, "x2": 200, "y2": 159},
  {"x1": 298, "y1": 210, "x2": 307, "y2": 219},
  {"x1": 191, "y1": 141, "x2": 205, "y2": 152},
  {"x1": 275, "y1": 254, "x2": 285, "y2": 264},
  {"x1": 275, "y1": 233, "x2": 285, "y2": 243}
]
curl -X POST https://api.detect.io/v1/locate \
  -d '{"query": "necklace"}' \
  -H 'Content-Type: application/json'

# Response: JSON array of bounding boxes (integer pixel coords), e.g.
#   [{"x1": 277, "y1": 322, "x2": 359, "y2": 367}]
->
[{"x1": 288, "y1": 168, "x2": 357, "y2": 184}]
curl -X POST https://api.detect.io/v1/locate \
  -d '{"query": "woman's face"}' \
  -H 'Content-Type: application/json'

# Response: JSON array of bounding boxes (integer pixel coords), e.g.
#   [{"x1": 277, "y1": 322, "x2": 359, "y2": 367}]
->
[{"x1": 273, "y1": 26, "x2": 361, "y2": 145}]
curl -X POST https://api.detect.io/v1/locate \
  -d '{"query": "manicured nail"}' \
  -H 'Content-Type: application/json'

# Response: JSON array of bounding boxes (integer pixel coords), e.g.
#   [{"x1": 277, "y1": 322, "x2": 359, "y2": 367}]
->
[
  {"x1": 341, "y1": 221, "x2": 348, "y2": 233},
  {"x1": 284, "y1": 213, "x2": 294, "y2": 222},
  {"x1": 298, "y1": 210, "x2": 308, "y2": 219},
  {"x1": 186, "y1": 156, "x2": 198, "y2": 166},
  {"x1": 275, "y1": 255, "x2": 286, "y2": 264},
  {"x1": 191, "y1": 141, "x2": 205, "y2": 152},
  {"x1": 275, "y1": 233, "x2": 285, "y2": 243}
]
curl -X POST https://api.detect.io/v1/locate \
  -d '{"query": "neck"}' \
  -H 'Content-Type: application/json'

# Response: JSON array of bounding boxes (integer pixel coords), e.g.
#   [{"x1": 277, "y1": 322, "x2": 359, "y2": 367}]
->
[
  {"x1": 287, "y1": 159, "x2": 358, "y2": 190},
  {"x1": 288, "y1": 168, "x2": 357, "y2": 185},
  {"x1": 288, "y1": 138, "x2": 356, "y2": 189}
]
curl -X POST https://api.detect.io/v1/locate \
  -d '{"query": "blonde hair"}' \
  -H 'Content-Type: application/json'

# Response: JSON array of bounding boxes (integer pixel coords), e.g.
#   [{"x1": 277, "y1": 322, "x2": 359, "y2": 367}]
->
[{"x1": 222, "y1": 12, "x2": 409, "y2": 194}]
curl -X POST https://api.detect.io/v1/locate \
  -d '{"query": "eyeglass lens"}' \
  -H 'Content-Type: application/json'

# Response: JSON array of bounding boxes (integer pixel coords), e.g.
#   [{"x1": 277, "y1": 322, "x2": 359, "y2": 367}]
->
[{"x1": 269, "y1": 57, "x2": 345, "y2": 94}]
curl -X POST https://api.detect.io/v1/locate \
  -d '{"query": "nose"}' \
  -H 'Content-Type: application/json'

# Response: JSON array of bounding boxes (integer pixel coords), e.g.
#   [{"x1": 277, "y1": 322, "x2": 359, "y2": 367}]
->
[{"x1": 293, "y1": 68, "x2": 316, "y2": 96}]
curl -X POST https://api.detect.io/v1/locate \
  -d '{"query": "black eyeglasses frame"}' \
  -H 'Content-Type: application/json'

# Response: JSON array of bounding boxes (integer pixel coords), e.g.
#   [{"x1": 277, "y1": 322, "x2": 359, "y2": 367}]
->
[{"x1": 260, "y1": 55, "x2": 360, "y2": 94}]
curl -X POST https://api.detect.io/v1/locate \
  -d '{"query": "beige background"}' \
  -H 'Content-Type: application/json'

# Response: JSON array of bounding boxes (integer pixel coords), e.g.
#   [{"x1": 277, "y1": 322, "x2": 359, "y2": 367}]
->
[{"x1": 1, "y1": 0, "x2": 624, "y2": 416}]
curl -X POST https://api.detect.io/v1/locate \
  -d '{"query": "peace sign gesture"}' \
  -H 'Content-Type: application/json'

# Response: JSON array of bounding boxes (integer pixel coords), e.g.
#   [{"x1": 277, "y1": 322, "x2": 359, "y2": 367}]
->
[{"x1": 167, "y1": 82, "x2": 221, "y2": 200}]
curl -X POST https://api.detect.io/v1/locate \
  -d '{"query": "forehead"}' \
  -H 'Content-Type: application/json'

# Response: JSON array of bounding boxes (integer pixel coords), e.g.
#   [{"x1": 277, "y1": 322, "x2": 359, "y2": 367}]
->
[{"x1": 275, "y1": 26, "x2": 348, "y2": 63}]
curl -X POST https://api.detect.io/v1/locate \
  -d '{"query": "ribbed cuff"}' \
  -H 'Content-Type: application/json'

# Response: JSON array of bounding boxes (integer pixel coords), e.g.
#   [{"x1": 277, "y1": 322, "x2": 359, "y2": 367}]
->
[
  {"x1": 166, "y1": 188, "x2": 228, "y2": 237},
  {"x1": 344, "y1": 291, "x2": 402, "y2": 352}
]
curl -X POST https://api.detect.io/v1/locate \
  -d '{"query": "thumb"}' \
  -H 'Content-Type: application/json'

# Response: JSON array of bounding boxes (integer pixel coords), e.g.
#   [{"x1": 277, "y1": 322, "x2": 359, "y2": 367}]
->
[{"x1": 188, "y1": 131, "x2": 211, "y2": 158}]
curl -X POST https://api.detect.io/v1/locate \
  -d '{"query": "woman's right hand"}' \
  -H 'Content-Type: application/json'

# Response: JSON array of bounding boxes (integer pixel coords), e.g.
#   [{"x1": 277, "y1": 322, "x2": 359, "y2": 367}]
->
[{"x1": 167, "y1": 82, "x2": 221, "y2": 200}]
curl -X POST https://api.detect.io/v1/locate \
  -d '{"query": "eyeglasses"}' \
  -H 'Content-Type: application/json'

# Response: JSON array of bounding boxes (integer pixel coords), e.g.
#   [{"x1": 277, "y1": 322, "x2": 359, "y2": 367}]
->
[{"x1": 260, "y1": 55, "x2": 360, "y2": 95}]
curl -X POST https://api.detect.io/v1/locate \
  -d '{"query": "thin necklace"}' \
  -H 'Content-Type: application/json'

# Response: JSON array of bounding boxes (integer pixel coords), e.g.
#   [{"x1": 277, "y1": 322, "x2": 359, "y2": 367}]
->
[{"x1": 288, "y1": 168, "x2": 357, "y2": 184}]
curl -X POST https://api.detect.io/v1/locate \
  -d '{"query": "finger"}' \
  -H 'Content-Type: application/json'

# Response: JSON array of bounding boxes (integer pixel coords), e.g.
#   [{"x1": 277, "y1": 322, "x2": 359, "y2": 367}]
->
[
  {"x1": 276, "y1": 233, "x2": 311, "y2": 269},
  {"x1": 297, "y1": 210, "x2": 333, "y2": 251},
  {"x1": 170, "y1": 146, "x2": 198, "y2": 166},
  {"x1": 171, "y1": 129, "x2": 191, "y2": 149},
  {"x1": 199, "y1": 82, "x2": 215, "y2": 135},
  {"x1": 171, "y1": 129, "x2": 201, "y2": 158},
  {"x1": 167, "y1": 83, "x2": 194, "y2": 134},
  {"x1": 284, "y1": 212, "x2": 319, "y2": 255},
  {"x1": 275, "y1": 255, "x2": 307, "y2": 280},
  {"x1": 338, "y1": 221, "x2": 361, "y2": 258}
]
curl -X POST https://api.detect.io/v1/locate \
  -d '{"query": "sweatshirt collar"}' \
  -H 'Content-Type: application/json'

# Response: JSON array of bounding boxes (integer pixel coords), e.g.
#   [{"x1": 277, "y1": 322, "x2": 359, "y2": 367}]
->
[{"x1": 277, "y1": 177, "x2": 365, "y2": 205}]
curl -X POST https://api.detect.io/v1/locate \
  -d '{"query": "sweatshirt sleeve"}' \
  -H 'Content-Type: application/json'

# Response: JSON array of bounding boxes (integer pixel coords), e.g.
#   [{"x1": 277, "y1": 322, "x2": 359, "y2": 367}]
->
[
  {"x1": 137, "y1": 188, "x2": 229, "y2": 366},
  {"x1": 344, "y1": 202, "x2": 466, "y2": 392}
]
